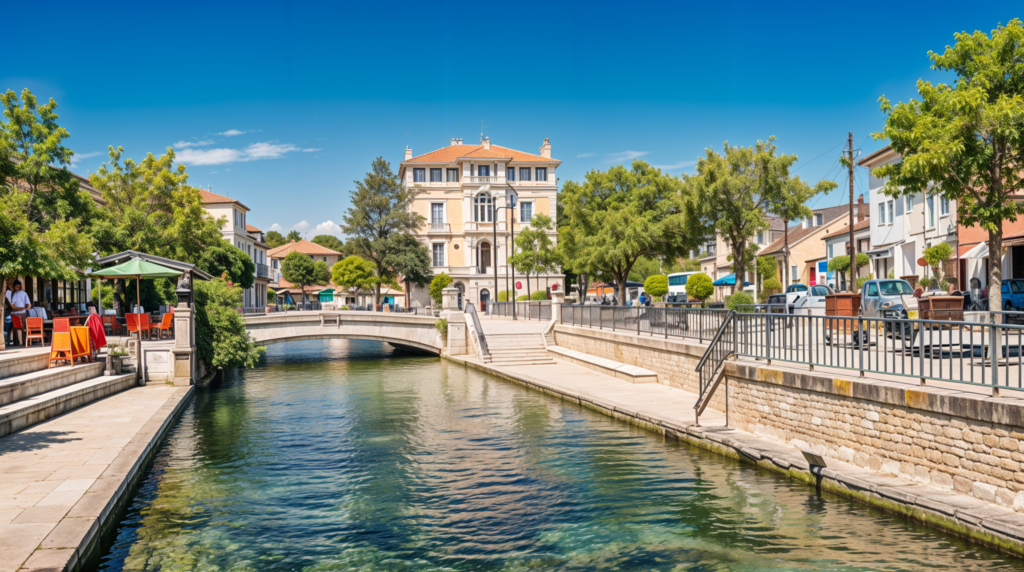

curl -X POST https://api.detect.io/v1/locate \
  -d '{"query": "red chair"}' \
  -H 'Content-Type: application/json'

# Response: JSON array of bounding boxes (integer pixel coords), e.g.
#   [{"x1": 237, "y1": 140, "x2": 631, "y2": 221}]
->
[
  {"x1": 126, "y1": 313, "x2": 144, "y2": 340},
  {"x1": 25, "y1": 317, "x2": 45, "y2": 347},
  {"x1": 101, "y1": 315, "x2": 118, "y2": 336},
  {"x1": 53, "y1": 318, "x2": 70, "y2": 334},
  {"x1": 10, "y1": 315, "x2": 24, "y2": 345},
  {"x1": 140, "y1": 314, "x2": 152, "y2": 340}
]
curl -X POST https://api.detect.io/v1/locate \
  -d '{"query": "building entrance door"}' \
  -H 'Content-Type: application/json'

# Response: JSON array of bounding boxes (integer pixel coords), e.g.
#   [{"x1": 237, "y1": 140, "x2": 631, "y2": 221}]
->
[{"x1": 1013, "y1": 246, "x2": 1024, "y2": 279}]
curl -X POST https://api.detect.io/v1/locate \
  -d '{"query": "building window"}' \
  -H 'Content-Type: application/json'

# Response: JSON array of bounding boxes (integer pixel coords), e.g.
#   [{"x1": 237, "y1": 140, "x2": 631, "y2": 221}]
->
[
  {"x1": 906, "y1": 194, "x2": 913, "y2": 212},
  {"x1": 791, "y1": 266, "x2": 798, "y2": 282},
  {"x1": 520, "y1": 201, "x2": 533, "y2": 223},
  {"x1": 478, "y1": 165, "x2": 490, "y2": 177},
  {"x1": 474, "y1": 193, "x2": 493, "y2": 222},
  {"x1": 446, "y1": 168, "x2": 459, "y2": 182},
  {"x1": 927, "y1": 195, "x2": 935, "y2": 227},
  {"x1": 431, "y1": 203, "x2": 444, "y2": 225},
  {"x1": 413, "y1": 168, "x2": 425, "y2": 183},
  {"x1": 519, "y1": 167, "x2": 531, "y2": 181},
  {"x1": 536, "y1": 167, "x2": 547, "y2": 182},
  {"x1": 507, "y1": 165, "x2": 514, "y2": 181},
  {"x1": 479, "y1": 242, "x2": 491, "y2": 270},
  {"x1": 430, "y1": 168, "x2": 442, "y2": 182},
  {"x1": 941, "y1": 196, "x2": 949, "y2": 216},
  {"x1": 888, "y1": 200, "x2": 894, "y2": 225},
  {"x1": 756, "y1": 232, "x2": 763, "y2": 244},
  {"x1": 815, "y1": 214, "x2": 822, "y2": 226},
  {"x1": 827, "y1": 244, "x2": 834, "y2": 259},
  {"x1": 878, "y1": 202, "x2": 885, "y2": 225},
  {"x1": 432, "y1": 243, "x2": 445, "y2": 267}
]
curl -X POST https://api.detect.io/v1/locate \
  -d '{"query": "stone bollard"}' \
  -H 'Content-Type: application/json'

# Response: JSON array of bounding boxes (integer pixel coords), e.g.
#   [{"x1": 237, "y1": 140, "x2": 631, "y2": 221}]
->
[
  {"x1": 550, "y1": 291, "x2": 565, "y2": 322},
  {"x1": 442, "y1": 287, "x2": 460, "y2": 311},
  {"x1": 172, "y1": 303, "x2": 196, "y2": 386}
]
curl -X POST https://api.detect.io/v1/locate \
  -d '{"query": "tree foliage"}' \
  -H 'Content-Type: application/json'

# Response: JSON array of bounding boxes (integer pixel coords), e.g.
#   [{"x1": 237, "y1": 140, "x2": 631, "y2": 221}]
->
[
  {"x1": 281, "y1": 251, "x2": 329, "y2": 303},
  {"x1": 530, "y1": 290, "x2": 548, "y2": 300},
  {"x1": 429, "y1": 273, "x2": 452, "y2": 307},
  {"x1": 827, "y1": 253, "x2": 870, "y2": 292},
  {"x1": 342, "y1": 157, "x2": 425, "y2": 304},
  {"x1": 644, "y1": 274, "x2": 669, "y2": 298},
  {"x1": 873, "y1": 18, "x2": 1024, "y2": 312},
  {"x1": 311, "y1": 234, "x2": 346, "y2": 254},
  {"x1": 511, "y1": 213, "x2": 559, "y2": 297},
  {"x1": 265, "y1": 230, "x2": 286, "y2": 248},
  {"x1": 331, "y1": 255, "x2": 378, "y2": 292},
  {"x1": 559, "y1": 161, "x2": 694, "y2": 304},
  {"x1": 923, "y1": 242, "x2": 953, "y2": 286},
  {"x1": 286, "y1": 230, "x2": 302, "y2": 242},
  {"x1": 686, "y1": 272, "x2": 714, "y2": 302},
  {"x1": 194, "y1": 279, "x2": 265, "y2": 369},
  {"x1": 688, "y1": 137, "x2": 835, "y2": 295},
  {"x1": 197, "y1": 242, "x2": 256, "y2": 290}
]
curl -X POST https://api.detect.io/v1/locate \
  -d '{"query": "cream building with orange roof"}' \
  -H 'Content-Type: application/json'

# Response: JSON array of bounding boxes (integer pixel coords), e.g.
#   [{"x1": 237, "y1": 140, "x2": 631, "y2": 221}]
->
[
  {"x1": 399, "y1": 137, "x2": 563, "y2": 310},
  {"x1": 200, "y1": 189, "x2": 270, "y2": 309}
]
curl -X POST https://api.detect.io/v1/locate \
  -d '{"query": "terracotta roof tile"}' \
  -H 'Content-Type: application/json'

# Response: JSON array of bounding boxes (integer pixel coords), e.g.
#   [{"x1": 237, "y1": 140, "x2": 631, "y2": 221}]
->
[
  {"x1": 404, "y1": 143, "x2": 559, "y2": 164},
  {"x1": 245, "y1": 223, "x2": 261, "y2": 233},
  {"x1": 856, "y1": 144, "x2": 896, "y2": 167},
  {"x1": 822, "y1": 218, "x2": 871, "y2": 240},
  {"x1": 267, "y1": 238, "x2": 341, "y2": 258},
  {"x1": 761, "y1": 226, "x2": 819, "y2": 255},
  {"x1": 200, "y1": 189, "x2": 250, "y2": 211}
]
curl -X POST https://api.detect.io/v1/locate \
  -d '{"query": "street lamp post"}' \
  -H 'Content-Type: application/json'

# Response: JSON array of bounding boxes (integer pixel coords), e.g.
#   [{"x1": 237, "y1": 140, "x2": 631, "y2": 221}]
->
[{"x1": 493, "y1": 190, "x2": 518, "y2": 320}]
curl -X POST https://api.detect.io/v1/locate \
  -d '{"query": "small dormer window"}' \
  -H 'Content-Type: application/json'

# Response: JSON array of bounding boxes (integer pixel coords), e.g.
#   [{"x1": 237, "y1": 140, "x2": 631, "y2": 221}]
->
[{"x1": 815, "y1": 214, "x2": 822, "y2": 226}]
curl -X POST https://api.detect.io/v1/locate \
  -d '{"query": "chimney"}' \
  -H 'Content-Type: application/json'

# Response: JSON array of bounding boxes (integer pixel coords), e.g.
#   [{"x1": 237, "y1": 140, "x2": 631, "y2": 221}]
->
[
  {"x1": 856, "y1": 194, "x2": 866, "y2": 222},
  {"x1": 483, "y1": 137, "x2": 490, "y2": 150},
  {"x1": 450, "y1": 138, "x2": 462, "y2": 147},
  {"x1": 539, "y1": 138, "x2": 551, "y2": 158},
  {"x1": 404, "y1": 147, "x2": 412, "y2": 160}
]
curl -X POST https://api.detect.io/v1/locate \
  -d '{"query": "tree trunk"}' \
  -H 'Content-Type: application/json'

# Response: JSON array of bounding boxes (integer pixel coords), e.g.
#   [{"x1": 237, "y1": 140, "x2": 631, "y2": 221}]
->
[
  {"x1": 404, "y1": 278, "x2": 410, "y2": 311},
  {"x1": 114, "y1": 279, "x2": 127, "y2": 317},
  {"x1": 732, "y1": 241, "x2": 745, "y2": 296},
  {"x1": 988, "y1": 231, "x2": 1003, "y2": 321},
  {"x1": 616, "y1": 270, "x2": 628, "y2": 306}
]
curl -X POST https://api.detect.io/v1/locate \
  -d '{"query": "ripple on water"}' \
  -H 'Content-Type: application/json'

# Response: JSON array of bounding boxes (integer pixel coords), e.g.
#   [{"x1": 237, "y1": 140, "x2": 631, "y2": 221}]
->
[{"x1": 92, "y1": 339, "x2": 1024, "y2": 572}]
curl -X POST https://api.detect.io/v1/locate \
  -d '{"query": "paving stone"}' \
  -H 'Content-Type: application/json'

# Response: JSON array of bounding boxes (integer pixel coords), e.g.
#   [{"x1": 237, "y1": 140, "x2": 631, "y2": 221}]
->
[
  {"x1": 11, "y1": 505, "x2": 71, "y2": 524},
  {"x1": 957, "y1": 504, "x2": 1016, "y2": 525},
  {"x1": 40, "y1": 517, "x2": 97, "y2": 549},
  {"x1": 983, "y1": 513, "x2": 1024, "y2": 541},
  {"x1": 20, "y1": 548, "x2": 76, "y2": 571},
  {"x1": 0, "y1": 522, "x2": 57, "y2": 572}
]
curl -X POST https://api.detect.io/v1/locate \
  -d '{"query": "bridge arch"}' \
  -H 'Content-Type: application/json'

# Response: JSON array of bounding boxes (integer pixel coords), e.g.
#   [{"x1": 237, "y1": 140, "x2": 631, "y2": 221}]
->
[{"x1": 243, "y1": 312, "x2": 443, "y2": 355}]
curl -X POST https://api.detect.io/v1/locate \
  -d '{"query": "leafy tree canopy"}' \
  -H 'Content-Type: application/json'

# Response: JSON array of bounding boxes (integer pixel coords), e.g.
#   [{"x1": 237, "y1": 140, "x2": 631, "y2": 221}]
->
[
  {"x1": 873, "y1": 19, "x2": 1024, "y2": 311},
  {"x1": 511, "y1": 213, "x2": 559, "y2": 296},
  {"x1": 331, "y1": 255, "x2": 378, "y2": 292},
  {"x1": 430, "y1": 273, "x2": 453, "y2": 307},
  {"x1": 286, "y1": 230, "x2": 302, "y2": 242},
  {"x1": 281, "y1": 251, "x2": 329, "y2": 303},
  {"x1": 265, "y1": 230, "x2": 287, "y2": 248},
  {"x1": 312, "y1": 234, "x2": 346, "y2": 254},
  {"x1": 194, "y1": 279, "x2": 265, "y2": 369},
  {"x1": 559, "y1": 160, "x2": 695, "y2": 304},
  {"x1": 197, "y1": 242, "x2": 256, "y2": 290},
  {"x1": 644, "y1": 274, "x2": 669, "y2": 298},
  {"x1": 686, "y1": 272, "x2": 714, "y2": 302}
]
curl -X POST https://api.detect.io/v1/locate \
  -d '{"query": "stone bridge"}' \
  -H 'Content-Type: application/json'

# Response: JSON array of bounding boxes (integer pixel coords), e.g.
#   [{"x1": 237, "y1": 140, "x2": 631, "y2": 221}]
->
[{"x1": 243, "y1": 311, "x2": 443, "y2": 355}]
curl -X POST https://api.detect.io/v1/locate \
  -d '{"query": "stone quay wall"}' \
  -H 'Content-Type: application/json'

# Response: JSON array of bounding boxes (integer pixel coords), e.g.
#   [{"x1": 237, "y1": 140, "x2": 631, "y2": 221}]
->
[{"x1": 552, "y1": 324, "x2": 1024, "y2": 513}]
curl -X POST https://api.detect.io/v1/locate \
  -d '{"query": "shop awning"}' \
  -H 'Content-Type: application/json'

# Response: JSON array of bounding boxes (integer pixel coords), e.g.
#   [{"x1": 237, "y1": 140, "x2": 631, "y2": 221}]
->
[
  {"x1": 712, "y1": 273, "x2": 750, "y2": 287},
  {"x1": 961, "y1": 242, "x2": 989, "y2": 259}
]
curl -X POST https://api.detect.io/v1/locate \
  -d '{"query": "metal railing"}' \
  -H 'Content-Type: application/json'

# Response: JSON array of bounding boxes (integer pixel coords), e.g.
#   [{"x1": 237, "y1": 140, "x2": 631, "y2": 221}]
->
[
  {"x1": 256, "y1": 263, "x2": 270, "y2": 279},
  {"x1": 695, "y1": 311, "x2": 736, "y2": 421},
  {"x1": 465, "y1": 302, "x2": 489, "y2": 355},
  {"x1": 238, "y1": 306, "x2": 272, "y2": 315},
  {"x1": 428, "y1": 223, "x2": 451, "y2": 233},
  {"x1": 488, "y1": 301, "x2": 552, "y2": 321},
  {"x1": 560, "y1": 305, "x2": 729, "y2": 342}
]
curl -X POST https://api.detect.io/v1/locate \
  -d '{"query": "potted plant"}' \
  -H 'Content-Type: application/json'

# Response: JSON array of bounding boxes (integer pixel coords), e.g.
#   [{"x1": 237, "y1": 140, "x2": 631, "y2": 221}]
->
[{"x1": 108, "y1": 344, "x2": 128, "y2": 375}]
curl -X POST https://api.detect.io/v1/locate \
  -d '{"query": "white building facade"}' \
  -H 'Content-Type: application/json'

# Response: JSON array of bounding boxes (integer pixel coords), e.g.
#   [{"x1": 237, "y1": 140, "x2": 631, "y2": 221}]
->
[
  {"x1": 400, "y1": 137, "x2": 563, "y2": 310},
  {"x1": 200, "y1": 190, "x2": 267, "y2": 308}
]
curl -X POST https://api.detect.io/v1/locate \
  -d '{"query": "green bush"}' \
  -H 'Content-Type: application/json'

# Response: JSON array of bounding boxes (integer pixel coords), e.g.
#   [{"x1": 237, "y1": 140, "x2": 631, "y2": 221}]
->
[
  {"x1": 726, "y1": 291, "x2": 754, "y2": 312},
  {"x1": 429, "y1": 273, "x2": 453, "y2": 307},
  {"x1": 435, "y1": 317, "x2": 448, "y2": 339},
  {"x1": 644, "y1": 274, "x2": 669, "y2": 298},
  {"x1": 855, "y1": 273, "x2": 874, "y2": 292},
  {"x1": 686, "y1": 273, "x2": 714, "y2": 302},
  {"x1": 530, "y1": 290, "x2": 548, "y2": 301},
  {"x1": 516, "y1": 295, "x2": 529, "y2": 301},
  {"x1": 194, "y1": 279, "x2": 265, "y2": 370},
  {"x1": 497, "y1": 290, "x2": 510, "y2": 302},
  {"x1": 340, "y1": 305, "x2": 349, "y2": 310}
]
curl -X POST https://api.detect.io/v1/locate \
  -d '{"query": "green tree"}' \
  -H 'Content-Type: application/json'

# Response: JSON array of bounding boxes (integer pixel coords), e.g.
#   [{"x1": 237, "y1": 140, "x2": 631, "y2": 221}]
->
[
  {"x1": 726, "y1": 291, "x2": 754, "y2": 312},
  {"x1": 281, "y1": 251, "x2": 329, "y2": 304},
  {"x1": 689, "y1": 138, "x2": 835, "y2": 295},
  {"x1": 286, "y1": 230, "x2": 302, "y2": 242},
  {"x1": 560, "y1": 161, "x2": 695, "y2": 304},
  {"x1": 194, "y1": 278, "x2": 265, "y2": 369},
  {"x1": 644, "y1": 274, "x2": 668, "y2": 301},
  {"x1": 197, "y1": 242, "x2": 256, "y2": 290},
  {"x1": 331, "y1": 255, "x2": 378, "y2": 293},
  {"x1": 827, "y1": 253, "x2": 869, "y2": 292},
  {"x1": 1, "y1": 89, "x2": 94, "y2": 348},
  {"x1": 383, "y1": 233, "x2": 432, "y2": 310},
  {"x1": 265, "y1": 230, "x2": 286, "y2": 248},
  {"x1": 342, "y1": 157, "x2": 425, "y2": 305},
  {"x1": 311, "y1": 234, "x2": 345, "y2": 254},
  {"x1": 686, "y1": 272, "x2": 714, "y2": 304},
  {"x1": 511, "y1": 213, "x2": 559, "y2": 298},
  {"x1": 429, "y1": 273, "x2": 453, "y2": 308},
  {"x1": 873, "y1": 19, "x2": 1024, "y2": 313},
  {"x1": 923, "y1": 242, "x2": 954, "y2": 289},
  {"x1": 679, "y1": 257, "x2": 701, "y2": 272}
]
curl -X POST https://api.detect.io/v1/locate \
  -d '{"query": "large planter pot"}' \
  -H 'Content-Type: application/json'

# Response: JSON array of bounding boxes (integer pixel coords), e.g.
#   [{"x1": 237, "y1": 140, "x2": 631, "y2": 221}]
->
[
  {"x1": 919, "y1": 295, "x2": 964, "y2": 321},
  {"x1": 825, "y1": 293, "x2": 861, "y2": 334},
  {"x1": 111, "y1": 356, "x2": 124, "y2": 375}
]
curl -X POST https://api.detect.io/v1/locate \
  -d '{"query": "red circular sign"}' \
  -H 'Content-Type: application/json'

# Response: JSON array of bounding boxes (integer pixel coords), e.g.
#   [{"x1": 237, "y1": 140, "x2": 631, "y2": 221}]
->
[
  {"x1": 515, "y1": 281, "x2": 522, "y2": 289},
  {"x1": 551, "y1": 283, "x2": 558, "y2": 291}
]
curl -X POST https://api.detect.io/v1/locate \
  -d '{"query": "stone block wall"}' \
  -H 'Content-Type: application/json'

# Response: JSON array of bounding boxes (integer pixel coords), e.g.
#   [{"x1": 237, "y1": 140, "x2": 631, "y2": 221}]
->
[{"x1": 552, "y1": 323, "x2": 1024, "y2": 513}]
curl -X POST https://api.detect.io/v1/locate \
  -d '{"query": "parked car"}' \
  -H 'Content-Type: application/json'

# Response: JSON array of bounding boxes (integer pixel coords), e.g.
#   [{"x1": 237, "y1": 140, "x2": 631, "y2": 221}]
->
[
  {"x1": 792, "y1": 285, "x2": 836, "y2": 316},
  {"x1": 860, "y1": 279, "x2": 919, "y2": 348},
  {"x1": 1001, "y1": 279, "x2": 1024, "y2": 310}
]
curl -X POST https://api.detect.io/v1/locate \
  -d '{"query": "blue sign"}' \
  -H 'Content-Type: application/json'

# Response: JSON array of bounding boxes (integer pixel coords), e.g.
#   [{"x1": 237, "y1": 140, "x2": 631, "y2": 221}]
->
[{"x1": 817, "y1": 261, "x2": 829, "y2": 273}]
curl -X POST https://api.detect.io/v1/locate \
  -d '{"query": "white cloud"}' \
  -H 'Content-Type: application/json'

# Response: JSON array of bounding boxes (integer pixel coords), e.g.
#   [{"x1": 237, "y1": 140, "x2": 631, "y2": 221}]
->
[
  {"x1": 218, "y1": 129, "x2": 248, "y2": 137},
  {"x1": 651, "y1": 160, "x2": 697, "y2": 171},
  {"x1": 70, "y1": 151, "x2": 103, "y2": 167},
  {"x1": 313, "y1": 220, "x2": 344, "y2": 238},
  {"x1": 174, "y1": 141, "x2": 319, "y2": 166},
  {"x1": 576, "y1": 153, "x2": 595, "y2": 158},
  {"x1": 604, "y1": 151, "x2": 649, "y2": 163},
  {"x1": 291, "y1": 220, "x2": 311, "y2": 233},
  {"x1": 269, "y1": 223, "x2": 284, "y2": 233},
  {"x1": 173, "y1": 139, "x2": 214, "y2": 148}
]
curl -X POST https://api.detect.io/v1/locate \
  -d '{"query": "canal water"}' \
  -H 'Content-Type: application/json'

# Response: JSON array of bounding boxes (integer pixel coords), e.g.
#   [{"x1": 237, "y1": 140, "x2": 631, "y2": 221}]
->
[{"x1": 92, "y1": 340, "x2": 1024, "y2": 571}]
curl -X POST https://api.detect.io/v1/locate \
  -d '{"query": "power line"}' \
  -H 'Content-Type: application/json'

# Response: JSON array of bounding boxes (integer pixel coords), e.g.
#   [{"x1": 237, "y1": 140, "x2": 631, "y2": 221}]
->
[{"x1": 793, "y1": 138, "x2": 848, "y2": 174}]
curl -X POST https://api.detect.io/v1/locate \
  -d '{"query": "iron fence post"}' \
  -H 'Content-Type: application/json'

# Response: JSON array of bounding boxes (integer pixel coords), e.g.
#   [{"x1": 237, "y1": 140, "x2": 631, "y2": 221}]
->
[
  {"x1": 858, "y1": 315, "x2": 865, "y2": 378},
  {"x1": 991, "y1": 313, "x2": 1000, "y2": 397}
]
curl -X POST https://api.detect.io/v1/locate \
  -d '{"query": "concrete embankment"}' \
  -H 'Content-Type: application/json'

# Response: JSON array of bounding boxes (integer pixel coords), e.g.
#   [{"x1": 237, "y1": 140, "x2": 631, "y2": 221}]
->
[{"x1": 449, "y1": 320, "x2": 1024, "y2": 556}]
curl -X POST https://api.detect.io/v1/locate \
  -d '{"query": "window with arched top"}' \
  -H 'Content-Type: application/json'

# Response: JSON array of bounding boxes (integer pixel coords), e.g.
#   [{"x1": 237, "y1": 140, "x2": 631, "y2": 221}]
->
[
  {"x1": 474, "y1": 193, "x2": 493, "y2": 222},
  {"x1": 479, "y1": 241, "x2": 491, "y2": 271}
]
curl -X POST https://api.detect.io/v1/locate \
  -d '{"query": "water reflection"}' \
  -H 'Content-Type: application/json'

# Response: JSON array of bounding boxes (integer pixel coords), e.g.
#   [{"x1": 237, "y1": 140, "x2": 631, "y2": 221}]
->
[{"x1": 93, "y1": 339, "x2": 1024, "y2": 571}]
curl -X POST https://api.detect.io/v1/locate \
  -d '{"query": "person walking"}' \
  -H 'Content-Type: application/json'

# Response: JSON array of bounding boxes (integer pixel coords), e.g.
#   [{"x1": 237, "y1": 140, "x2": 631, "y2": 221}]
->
[{"x1": 5, "y1": 280, "x2": 32, "y2": 346}]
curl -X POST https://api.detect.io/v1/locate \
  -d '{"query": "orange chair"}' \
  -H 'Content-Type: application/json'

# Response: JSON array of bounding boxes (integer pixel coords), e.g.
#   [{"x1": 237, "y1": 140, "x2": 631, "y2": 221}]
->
[
  {"x1": 49, "y1": 332, "x2": 73, "y2": 368},
  {"x1": 125, "y1": 313, "x2": 147, "y2": 340},
  {"x1": 140, "y1": 314, "x2": 152, "y2": 340},
  {"x1": 70, "y1": 326, "x2": 91, "y2": 363},
  {"x1": 101, "y1": 315, "x2": 118, "y2": 336},
  {"x1": 53, "y1": 318, "x2": 70, "y2": 334},
  {"x1": 25, "y1": 317, "x2": 45, "y2": 347},
  {"x1": 157, "y1": 313, "x2": 174, "y2": 339},
  {"x1": 10, "y1": 315, "x2": 23, "y2": 345}
]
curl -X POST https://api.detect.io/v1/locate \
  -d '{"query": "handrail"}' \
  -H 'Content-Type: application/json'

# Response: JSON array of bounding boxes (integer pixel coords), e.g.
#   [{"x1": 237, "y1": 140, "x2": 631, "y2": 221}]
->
[
  {"x1": 465, "y1": 303, "x2": 489, "y2": 356},
  {"x1": 695, "y1": 310, "x2": 736, "y2": 422},
  {"x1": 695, "y1": 310, "x2": 735, "y2": 372}
]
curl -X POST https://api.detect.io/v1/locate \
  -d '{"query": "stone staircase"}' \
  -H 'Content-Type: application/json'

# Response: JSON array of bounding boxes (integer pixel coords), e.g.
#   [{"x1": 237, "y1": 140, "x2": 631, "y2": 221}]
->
[
  {"x1": 484, "y1": 334, "x2": 556, "y2": 366},
  {"x1": 0, "y1": 348, "x2": 137, "y2": 438}
]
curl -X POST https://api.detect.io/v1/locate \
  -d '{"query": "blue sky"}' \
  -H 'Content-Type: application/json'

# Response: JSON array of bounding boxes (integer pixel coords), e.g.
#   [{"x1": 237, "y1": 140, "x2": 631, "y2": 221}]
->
[{"x1": 4, "y1": 2, "x2": 1020, "y2": 237}]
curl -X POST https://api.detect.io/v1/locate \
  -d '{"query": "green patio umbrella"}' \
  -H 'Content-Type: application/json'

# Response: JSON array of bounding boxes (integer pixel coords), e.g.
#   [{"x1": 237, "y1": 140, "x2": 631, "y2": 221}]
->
[{"x1": 89, "y1": 258, "x2": 182, "y2": 315}]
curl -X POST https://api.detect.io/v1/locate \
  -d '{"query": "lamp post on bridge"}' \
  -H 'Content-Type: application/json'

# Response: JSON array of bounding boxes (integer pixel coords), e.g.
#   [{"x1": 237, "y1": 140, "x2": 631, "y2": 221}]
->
[{"x1": 492, "y1": 190, "x2": 517, "y2": 320}]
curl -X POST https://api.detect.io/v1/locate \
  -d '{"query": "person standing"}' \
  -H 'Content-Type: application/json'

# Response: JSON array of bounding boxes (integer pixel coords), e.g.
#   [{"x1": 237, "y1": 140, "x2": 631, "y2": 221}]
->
[{"x1": 5, "y1": 280, "x2": 32, "y2": 346}]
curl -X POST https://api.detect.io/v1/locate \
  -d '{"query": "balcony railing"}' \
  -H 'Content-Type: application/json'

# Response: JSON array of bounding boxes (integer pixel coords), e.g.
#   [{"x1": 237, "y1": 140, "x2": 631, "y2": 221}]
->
[
  {"x1": 256, "y1": 263, "x2": 270, "y2": 279},
  {"x1": 466, "y1": 176, "x2": 500, "y2": 184},
  {"x1": 428, "y1": 222, "x2": 451, "y2": 233}
]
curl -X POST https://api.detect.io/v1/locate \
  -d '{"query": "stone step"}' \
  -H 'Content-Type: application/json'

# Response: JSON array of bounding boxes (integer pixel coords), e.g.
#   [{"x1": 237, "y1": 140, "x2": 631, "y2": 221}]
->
[
  {"x1": 487, "y1": 348, "x2": 549, "y2": 355},
  {"x1": 0, "y1": 361, "x2": 106, "y2": 406},
  {"x1": 547, "y1": 346, "x2": 658, "y2": 384},
  {"x1": 489, "y1": 356, "x2": 557, "y2": 365},
  {"x1": 0, "y1": 373, "x2": 138, "y2": 438},
  {"x1": 0, "y1": 348, "x2": 51, "y2": 380}
]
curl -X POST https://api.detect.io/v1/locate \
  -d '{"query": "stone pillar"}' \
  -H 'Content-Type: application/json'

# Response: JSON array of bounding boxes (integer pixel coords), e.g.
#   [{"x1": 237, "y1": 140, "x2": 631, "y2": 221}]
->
[
  {"x1": 445, "y1": 311, "x2": 468, "y2": 356},
  {"x1": 172, "y1": 303, "x2": 196, "y2": 386},
  {"x1": 550, "y1": 291, "x2": 565, "y2": 321},
  {"x1": 442, "y1": 287, "x2": 460, "y2": 311}
]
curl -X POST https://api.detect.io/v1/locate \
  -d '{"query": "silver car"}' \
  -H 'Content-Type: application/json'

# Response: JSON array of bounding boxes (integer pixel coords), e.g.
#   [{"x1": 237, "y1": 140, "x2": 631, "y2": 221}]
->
[
  {"x1": 792, "y1": 284, "x2": 836, "y2": 316},
  {"x1": 860, "y1": 279, "x2": 919, "y2": 347}
]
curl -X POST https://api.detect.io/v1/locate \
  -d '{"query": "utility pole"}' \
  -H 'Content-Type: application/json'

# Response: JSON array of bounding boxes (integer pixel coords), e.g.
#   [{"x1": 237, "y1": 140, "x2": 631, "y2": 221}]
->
[{"x1": 847, "y1": 132, "x2": 856, "y2": 292}]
